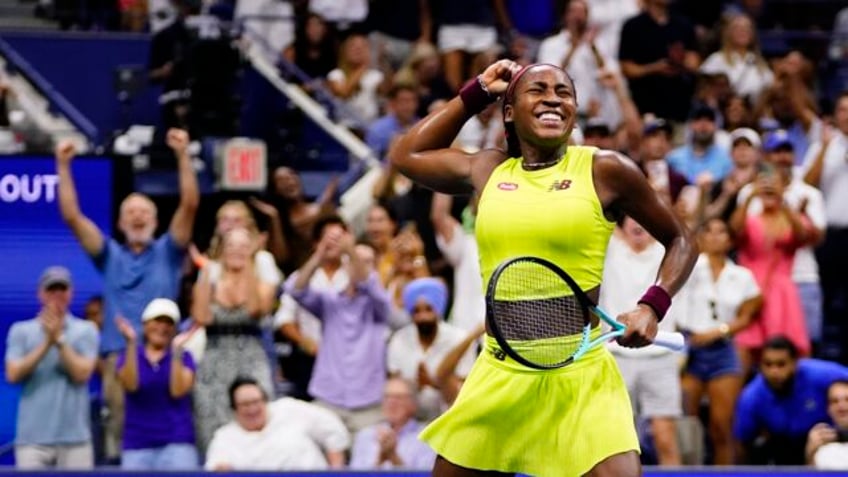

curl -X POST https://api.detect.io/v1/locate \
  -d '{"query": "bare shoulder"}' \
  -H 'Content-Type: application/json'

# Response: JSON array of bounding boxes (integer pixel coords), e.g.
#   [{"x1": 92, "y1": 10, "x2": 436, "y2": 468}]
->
[
  {"x1": 591, "y1": 149, "x2": 647, "y2": 213},
  {"x1": 592, "y1": 149, "x2": 642, "y2": 182},
  {"x1": 470, "y1": 148, "x2": 510, "y2": 192}
]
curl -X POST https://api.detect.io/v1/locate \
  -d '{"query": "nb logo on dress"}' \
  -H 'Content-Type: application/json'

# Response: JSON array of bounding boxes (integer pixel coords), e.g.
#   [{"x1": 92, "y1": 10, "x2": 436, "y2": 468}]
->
[{"x1": 548, "y1": 179, "x2": 572, "y2": 192}]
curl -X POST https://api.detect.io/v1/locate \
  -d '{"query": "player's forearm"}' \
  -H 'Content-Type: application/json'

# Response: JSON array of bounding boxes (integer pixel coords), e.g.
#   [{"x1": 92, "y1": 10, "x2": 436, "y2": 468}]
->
[{"x1": 654, "y1": 230, "x2": 698, "y2": 298}]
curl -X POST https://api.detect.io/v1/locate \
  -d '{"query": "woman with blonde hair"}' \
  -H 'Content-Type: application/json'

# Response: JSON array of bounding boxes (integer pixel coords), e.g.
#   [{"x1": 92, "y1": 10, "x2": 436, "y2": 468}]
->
[
  {"x1": 700, "y1": 14, "x2": 773, "y2": 102},
  {"x1": 327, "y1": 33, "x2": 391, "y2": 127},
  {"x1": 191, "y1": 227, "x2": 277, "y2": 454},
  {"x1": 394, "y1": 43, "x2": 452, "y2": 117}
]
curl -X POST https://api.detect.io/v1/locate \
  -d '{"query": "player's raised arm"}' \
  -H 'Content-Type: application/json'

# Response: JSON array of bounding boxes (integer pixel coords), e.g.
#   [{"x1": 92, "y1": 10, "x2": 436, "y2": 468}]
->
[{"x1": 389, "y1": 60, "x2": 522, "y2": 194}]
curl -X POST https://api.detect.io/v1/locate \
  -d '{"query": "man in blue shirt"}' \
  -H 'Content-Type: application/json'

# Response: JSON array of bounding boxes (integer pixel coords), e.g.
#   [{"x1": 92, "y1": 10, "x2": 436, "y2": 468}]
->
[
  {"x1": 55, "y1": 128, "x2": 199, "y2": 461},
  {"x1": 734, "y1": 336, "x2": 848, "y2": 464},
  {"x1": 366, "y1": 84, "x2": 419, "y2": 162},
  {"x1": 5, "y1": 266, "x2": 99, "y2": 469},
  {"x1": 666, "y1": 105, "x2": 733, "y2": 184}
]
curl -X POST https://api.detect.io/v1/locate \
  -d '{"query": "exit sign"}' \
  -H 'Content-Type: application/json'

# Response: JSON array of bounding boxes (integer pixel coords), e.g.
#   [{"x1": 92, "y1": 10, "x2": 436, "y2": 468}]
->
[{"x1": 219, "y1": 138, "x2": 267, "y2": 191}]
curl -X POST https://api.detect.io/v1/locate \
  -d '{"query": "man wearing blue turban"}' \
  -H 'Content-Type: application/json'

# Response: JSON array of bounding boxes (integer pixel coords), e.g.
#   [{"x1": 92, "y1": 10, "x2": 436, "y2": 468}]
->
[{"x1": 387, "y1": 278, "x2": 480, "y2": 422}]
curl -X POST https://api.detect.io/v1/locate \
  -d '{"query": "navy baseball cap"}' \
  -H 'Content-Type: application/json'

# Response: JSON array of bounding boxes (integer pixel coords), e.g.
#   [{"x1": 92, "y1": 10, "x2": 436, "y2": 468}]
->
[
  {"x1": 644, "y1": 118, "x2": 673, "y2": 136},
  {"x1": 763, "y1": 130, "x2": 793, "y2": 152},
  {"x1": 689, "y1": 104, "x2": 716, "y2": 122}
]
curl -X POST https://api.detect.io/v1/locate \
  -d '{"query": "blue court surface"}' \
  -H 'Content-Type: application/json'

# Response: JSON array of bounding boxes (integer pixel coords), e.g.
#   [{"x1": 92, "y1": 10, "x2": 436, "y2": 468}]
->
[{"x1": 0, "y1": 469, "x2": 842, "y2": 476}]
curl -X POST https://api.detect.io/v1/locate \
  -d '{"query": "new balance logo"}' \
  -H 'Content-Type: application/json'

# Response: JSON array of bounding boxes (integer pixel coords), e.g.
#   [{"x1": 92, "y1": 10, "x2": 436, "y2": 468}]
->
[{"x1": 548, "y1": 179, "x2": 572, "y2": 191}]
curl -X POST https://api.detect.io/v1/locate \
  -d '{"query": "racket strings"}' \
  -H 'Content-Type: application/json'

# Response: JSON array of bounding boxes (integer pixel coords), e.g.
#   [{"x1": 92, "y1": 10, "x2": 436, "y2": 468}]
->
[{"x1": 490, "y1": 261, "x2": 589, "y2": 367}]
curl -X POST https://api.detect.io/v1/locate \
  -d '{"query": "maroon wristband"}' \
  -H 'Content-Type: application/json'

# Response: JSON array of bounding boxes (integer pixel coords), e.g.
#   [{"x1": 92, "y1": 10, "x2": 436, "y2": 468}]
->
[
  {"x1": 637, "y1": 285, "x2": 671, "y2": 322},
  {"x1": 459, "y1": 76, "x2": 496, "y2": 116}
]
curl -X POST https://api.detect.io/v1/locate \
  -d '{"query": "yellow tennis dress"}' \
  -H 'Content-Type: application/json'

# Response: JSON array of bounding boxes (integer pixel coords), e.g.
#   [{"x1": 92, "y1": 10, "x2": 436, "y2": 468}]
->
[{"x1": 419, "y1": 146, "x2": 640, "y2": 477}]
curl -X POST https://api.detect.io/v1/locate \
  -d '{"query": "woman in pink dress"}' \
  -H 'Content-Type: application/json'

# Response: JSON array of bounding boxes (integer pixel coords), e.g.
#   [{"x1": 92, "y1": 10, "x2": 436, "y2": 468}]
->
[{"x1": 730, "y1": 171, "x2": 811, "y2": 374}]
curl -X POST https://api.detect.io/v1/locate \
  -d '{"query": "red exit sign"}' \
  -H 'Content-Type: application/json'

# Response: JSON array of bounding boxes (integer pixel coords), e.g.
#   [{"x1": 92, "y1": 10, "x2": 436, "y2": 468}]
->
[{"x1": 219, "y1": 139, "x2": 267, "y2": 191}]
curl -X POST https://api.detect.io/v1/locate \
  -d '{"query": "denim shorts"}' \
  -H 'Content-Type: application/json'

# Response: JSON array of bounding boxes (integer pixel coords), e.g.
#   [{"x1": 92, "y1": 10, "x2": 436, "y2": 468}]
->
[{"x1": 686, "y1": 338, "x2": 741, "y2": 381}]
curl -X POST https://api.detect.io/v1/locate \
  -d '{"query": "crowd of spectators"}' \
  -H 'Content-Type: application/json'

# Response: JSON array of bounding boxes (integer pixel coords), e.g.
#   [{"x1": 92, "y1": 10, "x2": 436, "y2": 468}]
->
[{"x1": 5, "y1": 0, "x2": 848, "y2": 472}]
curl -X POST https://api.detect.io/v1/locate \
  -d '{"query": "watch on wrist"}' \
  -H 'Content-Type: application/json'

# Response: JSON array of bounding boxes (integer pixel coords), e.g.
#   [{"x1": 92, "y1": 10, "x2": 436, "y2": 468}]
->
[{"x1": 717, "y1": 323, "x2": 730, "y2": 337}]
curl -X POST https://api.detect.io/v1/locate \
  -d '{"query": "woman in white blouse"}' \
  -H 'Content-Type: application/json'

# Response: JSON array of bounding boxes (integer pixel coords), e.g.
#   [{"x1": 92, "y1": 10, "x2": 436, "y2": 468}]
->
[
  {"x1": 678, "y1": 218, "x2": 762, "y2": 465},
  {"x1": 701, "y1": 14, "x2": 773, "y2": 103},
  {"x1": 327, "y1": 33, "x2": 389, "y2": 128}
]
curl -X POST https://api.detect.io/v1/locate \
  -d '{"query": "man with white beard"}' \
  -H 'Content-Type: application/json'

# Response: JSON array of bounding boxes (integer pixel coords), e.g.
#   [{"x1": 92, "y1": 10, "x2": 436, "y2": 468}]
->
[{"x1": 55, "y1": 128, "x2": 199, "y2": 461}]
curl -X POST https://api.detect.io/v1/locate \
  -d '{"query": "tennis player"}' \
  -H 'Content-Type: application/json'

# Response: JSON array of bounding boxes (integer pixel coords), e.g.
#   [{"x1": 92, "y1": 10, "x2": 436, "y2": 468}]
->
[{"x1": 389, "y1": 60, "x2": 698, "y2": 477}]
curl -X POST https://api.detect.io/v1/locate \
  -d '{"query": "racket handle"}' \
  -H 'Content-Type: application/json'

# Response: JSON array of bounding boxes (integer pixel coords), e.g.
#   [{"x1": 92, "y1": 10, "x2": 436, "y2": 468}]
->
[{"x1": 653, "y1": 331, "x2": 685, "y2": 351}]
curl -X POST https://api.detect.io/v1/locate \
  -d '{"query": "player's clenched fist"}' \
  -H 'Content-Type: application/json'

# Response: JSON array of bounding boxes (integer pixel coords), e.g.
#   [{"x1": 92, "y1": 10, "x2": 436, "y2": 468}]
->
[{"x1": 478, "y1": 59, "x2": 523, "y2": 97}]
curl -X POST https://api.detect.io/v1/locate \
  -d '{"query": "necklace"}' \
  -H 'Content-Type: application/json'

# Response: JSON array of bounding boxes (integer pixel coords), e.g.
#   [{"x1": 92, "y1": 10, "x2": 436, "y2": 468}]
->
[{"x1": 522, "y1": 157, "x2": 562, "y2": 170}]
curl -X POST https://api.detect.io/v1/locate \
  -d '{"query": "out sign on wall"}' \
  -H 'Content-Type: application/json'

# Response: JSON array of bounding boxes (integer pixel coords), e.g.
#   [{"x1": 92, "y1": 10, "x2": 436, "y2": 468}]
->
[{"x1": 219, "y1": 138, "x2": 267, "y2": 191}]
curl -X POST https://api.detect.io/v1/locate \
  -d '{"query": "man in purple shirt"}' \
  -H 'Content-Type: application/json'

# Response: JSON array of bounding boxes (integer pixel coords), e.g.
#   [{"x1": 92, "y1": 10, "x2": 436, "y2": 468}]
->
[
  {"x1": 350, "y1": 376, "x2": 436, "y2": 470},
  {"x1": 285, "y1": 222, "x2": 390, "y2": 434}
]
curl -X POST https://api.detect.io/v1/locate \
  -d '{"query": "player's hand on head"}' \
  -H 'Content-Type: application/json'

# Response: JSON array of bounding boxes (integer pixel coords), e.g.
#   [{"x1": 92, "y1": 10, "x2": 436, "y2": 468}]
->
[
  {"x1": 615, "y1": 304, "x2": 659, "y2": 348},
  {"x1": 479, "y1": 59, "x2": 523, "y2": 96}
]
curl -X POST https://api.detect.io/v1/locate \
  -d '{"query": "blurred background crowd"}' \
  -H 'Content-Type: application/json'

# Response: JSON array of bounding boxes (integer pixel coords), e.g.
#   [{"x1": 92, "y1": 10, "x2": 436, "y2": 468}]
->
[{"x1": 3, "y1": 0, "x2": 848, "y2": 472}]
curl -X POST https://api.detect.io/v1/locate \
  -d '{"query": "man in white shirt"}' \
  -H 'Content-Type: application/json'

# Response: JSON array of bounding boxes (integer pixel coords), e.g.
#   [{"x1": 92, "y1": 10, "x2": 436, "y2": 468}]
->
[
  {"x1": 807, "y1": 380, "x2": 848, "y2": 469},
  {"x1": 802, "y1": 92, "x2": 848, "y2": 361},
  {"x1": 601, "y1": 218, "x2": 682, "y2": 466},
  {"x1": 205, "y1": 376, "x2": 349, "y2": 471},
  {"x1": 387, "y1": 278, "x2": 477, "y2": 421},
  {"x1": 536, "y1": 0, "x2": 621, "y2": 128},
  {"x1": 430, "y1": 193, "x2": 484, "y2": 332},
  {"x1": 739, "y1": 130, "x2": 827, "y2": 351}
]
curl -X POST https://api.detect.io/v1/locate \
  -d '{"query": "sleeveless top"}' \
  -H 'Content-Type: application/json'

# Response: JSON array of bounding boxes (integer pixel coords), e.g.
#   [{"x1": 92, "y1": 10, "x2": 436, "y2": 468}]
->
[{"x1": 476, "y1": 146, "x2": 615, "y2": 292}]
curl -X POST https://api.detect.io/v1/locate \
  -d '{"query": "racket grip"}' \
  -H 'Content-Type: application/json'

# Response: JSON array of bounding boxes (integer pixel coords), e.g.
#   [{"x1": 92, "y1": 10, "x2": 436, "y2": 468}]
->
[{"x1": 653, "y1": 331, "x2": 685, "y2": 350}]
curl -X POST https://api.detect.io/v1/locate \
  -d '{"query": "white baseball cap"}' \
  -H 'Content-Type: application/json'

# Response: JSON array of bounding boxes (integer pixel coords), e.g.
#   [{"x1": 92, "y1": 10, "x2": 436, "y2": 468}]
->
[
  {"x1": 729, "y1": 127, "x2": 761, "y2": 148},
  {"x1": 141, "y1": 298, "x2": 181, "y2": 325}
]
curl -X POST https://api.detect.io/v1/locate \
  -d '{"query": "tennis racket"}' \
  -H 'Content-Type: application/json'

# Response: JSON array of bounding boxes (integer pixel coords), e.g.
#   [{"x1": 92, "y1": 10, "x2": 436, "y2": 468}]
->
[{"x1": 486, "y1": 256, "x2": 685, "y2": 370}]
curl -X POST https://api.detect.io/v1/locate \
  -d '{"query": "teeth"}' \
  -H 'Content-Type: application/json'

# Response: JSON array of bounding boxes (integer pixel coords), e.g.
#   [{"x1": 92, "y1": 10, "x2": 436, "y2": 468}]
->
[{"x1": 539, "y1": 113, "x2": 562, "y2": 122}]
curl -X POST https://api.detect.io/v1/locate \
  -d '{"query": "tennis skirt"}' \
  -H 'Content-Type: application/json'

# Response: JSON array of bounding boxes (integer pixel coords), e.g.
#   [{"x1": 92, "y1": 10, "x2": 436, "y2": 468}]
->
[{"x1": 419, "y1": 335, "x2": 639, "y2": 477}]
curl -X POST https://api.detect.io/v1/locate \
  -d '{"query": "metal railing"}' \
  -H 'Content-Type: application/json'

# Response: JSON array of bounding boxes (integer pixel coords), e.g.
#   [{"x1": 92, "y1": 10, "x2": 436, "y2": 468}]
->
[{"x1": 0, "y1": 36, "x2": 98, "y2": 143}]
